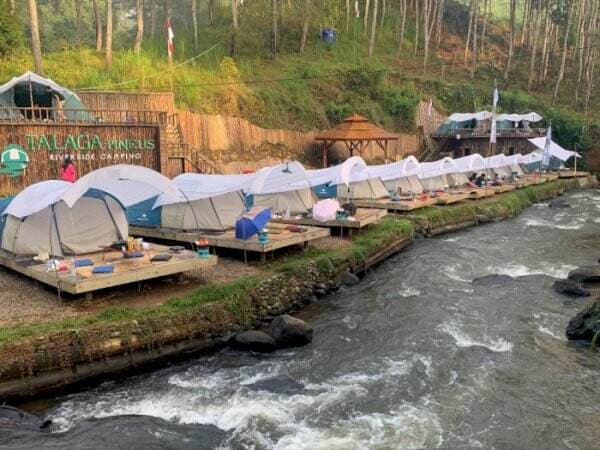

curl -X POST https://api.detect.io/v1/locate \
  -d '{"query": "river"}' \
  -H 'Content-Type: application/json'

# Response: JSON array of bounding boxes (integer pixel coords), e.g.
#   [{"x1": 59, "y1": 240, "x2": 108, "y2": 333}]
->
[{"x1": 3, "y1": 190, "x2": 600, "y2": 450}]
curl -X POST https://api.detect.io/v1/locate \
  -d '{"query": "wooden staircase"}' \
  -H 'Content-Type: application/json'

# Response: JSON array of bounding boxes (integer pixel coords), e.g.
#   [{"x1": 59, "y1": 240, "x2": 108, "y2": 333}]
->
[{"x1": 164, "y1": 113, "x2": 220, "y2": 176}]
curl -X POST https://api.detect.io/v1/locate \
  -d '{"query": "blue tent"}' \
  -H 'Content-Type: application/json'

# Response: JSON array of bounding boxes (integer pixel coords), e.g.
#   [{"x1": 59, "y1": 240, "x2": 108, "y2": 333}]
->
[
  {"x1": 235, "y1": 208, "x2": 271, "y2": 240},
  {"x1": 126, "y1": 196, "x2": 162, "y2": 227}
]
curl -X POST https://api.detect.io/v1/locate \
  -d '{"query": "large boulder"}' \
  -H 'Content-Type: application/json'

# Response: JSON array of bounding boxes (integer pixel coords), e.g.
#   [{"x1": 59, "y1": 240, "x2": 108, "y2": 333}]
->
[
  {"x1": 566, "y1": 299, "x2": 600, "y2": 341},
  {"x1": 246, "y1": 375, "x2": 305, "y2": 395},
  {"x1": 269, "y1": 315, "x2": 313, "y2": 348},
  {"x1": 553, "y1": 279, "x2": 590, "y2": 297},
  {"x1": 549, "y1": 199, "x2": 571, "y2": 208},
  {"x1": 231, "y1": 330, "x2": 277, "y2": 352},
  {"x1": 339, "y1": 271, "x2": 360, "y2": 287},
  {"x1": 567, "y1": 266, "x2": 600, "y2": 283},
  {"x1": 472, "y1": 274, "x2": 514, "y2": 285}
]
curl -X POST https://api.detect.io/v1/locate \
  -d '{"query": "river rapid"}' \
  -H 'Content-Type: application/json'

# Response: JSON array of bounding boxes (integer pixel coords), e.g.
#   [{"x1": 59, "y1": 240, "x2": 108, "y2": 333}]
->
[{"x1": 3, "y1": 190, "x2": 600, "y2": 450}]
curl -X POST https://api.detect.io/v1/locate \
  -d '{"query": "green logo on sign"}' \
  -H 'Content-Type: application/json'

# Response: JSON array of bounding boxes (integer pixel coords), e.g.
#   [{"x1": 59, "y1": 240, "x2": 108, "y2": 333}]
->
[{"x1": 0, "y1": 144, "x2": 30, "y2": 177}]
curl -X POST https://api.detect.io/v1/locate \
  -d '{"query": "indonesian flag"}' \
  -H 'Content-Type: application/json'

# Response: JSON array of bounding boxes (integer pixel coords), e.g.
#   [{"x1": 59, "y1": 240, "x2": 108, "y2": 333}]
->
[
  {"x1": 354, "y1": 0, "x2": 360, "y2": 18},
  {"x1": 166, "y1": 18, "x2": 175, "y2": 57},
  {"x1": 542, "y1": 125, "x2": 552, "y2": 168},
  {"x1": 427, "y1": 97, "x2": 433, "y2": 118}
]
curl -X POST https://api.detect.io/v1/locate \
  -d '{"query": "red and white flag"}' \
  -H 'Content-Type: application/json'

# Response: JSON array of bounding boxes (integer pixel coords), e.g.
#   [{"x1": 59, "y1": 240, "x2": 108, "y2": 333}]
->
[
  {"x1": 354, "y1": 0, "x2": 360, "y2": 18},
  {"x1": 427, "y1": 97, "x2": 433, "y2": 118},
  {"x1": 166, "y1": 18, "x2": 175, "y2": 57}
]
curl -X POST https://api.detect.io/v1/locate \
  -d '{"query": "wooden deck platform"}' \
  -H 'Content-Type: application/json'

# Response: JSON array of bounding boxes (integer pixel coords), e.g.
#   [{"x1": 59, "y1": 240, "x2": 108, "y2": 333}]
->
[
  {"x1": 353, "y1": 197, "x2": 438, "y2": 212},
  {"x1": 0, "y1": 245, "x2": 217, "y2": 296},
  {"x1": 130, "y1": 223, "x2": 330, "y2": 262},
  {"x1": 558, "y1": 171, "x2": 590, "y2": 179},
  {"x1": 272, "y1": 208, "x2": 387, "y2": 233},
  {"x1": 465, "y1": 188, "x2": 496, "y2": 199},
  {"x1": 435, "y1": 192, "x2": 471, "y2": 205},
  {"x1": 485, "y1": 184, "x2": 517, "y2": 194}
]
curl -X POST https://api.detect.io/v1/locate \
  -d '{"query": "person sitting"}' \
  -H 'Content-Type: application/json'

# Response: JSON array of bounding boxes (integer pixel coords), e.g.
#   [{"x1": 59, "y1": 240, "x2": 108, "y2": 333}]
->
[
  {"x1": 468, "y1": 173, "x2": 477, "y2": 183},
  {"x1": 491, "y1": 173, "x2": 503, "y2": 186},
  {"x1": 474, "y1": 173, "x2": 486, "y2": 187},
  {"x1": 60, "y1": 157, "x2": 77, "y2": 183}
]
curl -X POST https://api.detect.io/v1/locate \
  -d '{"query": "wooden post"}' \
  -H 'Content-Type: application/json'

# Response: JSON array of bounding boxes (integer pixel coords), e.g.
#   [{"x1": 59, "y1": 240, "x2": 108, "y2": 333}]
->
[{"x1": 322, "y1": 141, "x2": 328, "y2": 168}]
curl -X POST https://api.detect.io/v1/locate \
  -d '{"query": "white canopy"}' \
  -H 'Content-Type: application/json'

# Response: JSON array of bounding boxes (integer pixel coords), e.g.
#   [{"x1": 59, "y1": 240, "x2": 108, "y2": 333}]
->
[
  {"x1": 484, "y1": 154, "x2": 509, "y2": 169},
  {"x1": 528, "y1": 138, "x2": 582, "y2": 161},
  {"x1": 247, "y1": 161, "x2": 310, "y2": 194},
  {"x1": 419, "y1": 157, "x2": 459, "y2": 178},
  {"x1": 305, "y1": 156, "x2": 368, "y2": 187},
  {"x1": 447, "y1": 111, "x2": 492, "y2": 122},
  {"x1": 367, "y1": 155, "x2": 421, "y2": 181},
  {"x1": 503, "y1": 154, "x2": 524, "y2": 166},
  {"x1": 61, "y1": 165, "x2": 180, "y2": 209},
  {"x1": 454, "y1": 154, "x2": 486, "y2": 173},
  {"x1": 496, "y1": 112, "x2": 543, "y2": 123},
  {"x1": 519, "y1": 152, "x2": 543, "y2": 165},
  {"x1": 2, "y1": 180, "x2": 71, "y2": 219},
  {"x1": 156, "y1": 172, "x2": 252, "y2": 207}
]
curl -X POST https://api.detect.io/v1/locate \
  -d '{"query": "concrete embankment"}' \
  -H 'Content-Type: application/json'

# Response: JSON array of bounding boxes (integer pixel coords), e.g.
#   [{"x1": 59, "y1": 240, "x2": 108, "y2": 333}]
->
[{"x1": 0, "y1": 177, "x2": 595, "y2": 403}]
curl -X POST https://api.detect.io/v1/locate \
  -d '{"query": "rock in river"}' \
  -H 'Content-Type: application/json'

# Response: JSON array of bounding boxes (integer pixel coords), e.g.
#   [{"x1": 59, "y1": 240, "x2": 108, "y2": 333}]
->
[
  {"x1": 472, "y1": 274, "x2": 514, "y2": 285},
  {"x1": 566, "y1": 299, "x2": 600, "y2": 342},
  {"x1": 339, "y1": 271, "x2": 360, "y2": 287},
  {"x1": 567, "y1": 266, "x2": 600, "y2": 283},
  {"x1": 0, "y1": 406, "x2": 52, "y2": 432},
  {"x1": 553, "y1": 279, "x2": 590, "y2": 297},
  {"x1": 548, "y1": 199, "x2": 571, "y2": 208},
  {"x1": 269, "y1": 315, "x2": 313, "y2": 348},
  {"x1": 231, "y1": 330, "x2": 277, "y2": 352}
]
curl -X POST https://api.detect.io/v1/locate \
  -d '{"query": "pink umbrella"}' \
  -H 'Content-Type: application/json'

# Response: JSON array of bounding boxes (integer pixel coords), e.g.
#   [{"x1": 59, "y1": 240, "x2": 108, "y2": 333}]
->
[{"x1": 312, "y1": 198, "x2": 340, "y2": 222}]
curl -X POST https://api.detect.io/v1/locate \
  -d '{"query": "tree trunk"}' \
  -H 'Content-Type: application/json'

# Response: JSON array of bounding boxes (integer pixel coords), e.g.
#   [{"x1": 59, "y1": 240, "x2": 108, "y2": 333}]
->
[
  {"x1": 149, "y1": 0, "x2": 156, "y2": 38},
  {"x1": 527, "y1": 0, "x2": 541, "y2": 89},
  {"x1": 480, "y1": 0, "x2": 488, "y2": 55},
  {"x1": 134, "y1": 0, "x2": 144, "y2": 54},
  {"x1": 436, "y1": 0, "x2": 446, "y2": 48},
  {"x1": 192, "y1": 0, "x2": 198, "y2": 50},
  {"x1": 74, "y1": 0, "x2": 82, "y2": 48},
  {"x1": 396, "y1": 0, "x2": 407, "y2": 58},
  {"x1": 553, "y1": 0, "x2": 575, "y2": 102},
  {"x1": 300, "y1": 1, "x2": 310, "y2": 54},
  {"x1": 380, "y1": 0, "x2": 386, "y2": 27},
  {"x1": 105, "y1": 0, "x2": 113, "y2": 66},
  {"x1": 519, "y1": 0, "x2": 530, "y2": 47},
  {"x1": 464, "y1": 0, "x2": 473, "y2": 65},
  {"x1": 537, "y1": 3, "x2": 551, "y2": 83},
  {"x1": 230, "y1": 0, "x2": 239, "y2": 57},
  {"x1": 271, "y1": 0, "x2": 278, "y2": 60},
  {"x1": 9, "y1": 0, "x2": 16, "y2": 15},
  {"x1": 368, "y1": 0, "x2": 379, "y2": 58},
  {"x1": 414, "y1": 0, "x2": 419, "y2": 56},
  {"x1": 471, "y1": 0, "x2": 478, "y2": 79},
  {"x1": 503, "y1": 0, "x2": 515, "y2": 80},
  {"x1": 27, "y1": 0, "x2": 44, "y2": 75},
  {"x1": 423, "y1": 0, "x2": 430, "y2": 72},
  {"x1": 92, "y1": 0, "x2": 102, "y2": 51},
  {"x1": 209, "y1": 0, "x2": 215, "y2": 25},
  {"x1": 364, "y1": 0, "x2": 370, "y2": 32},
  {"x1": 346, "y1": 0, "x2": 350, "y2": 31}
]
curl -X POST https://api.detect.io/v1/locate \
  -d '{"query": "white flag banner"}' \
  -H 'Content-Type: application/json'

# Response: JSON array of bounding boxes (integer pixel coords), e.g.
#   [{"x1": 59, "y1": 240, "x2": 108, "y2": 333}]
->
[
  {"x1": 427, "y1": 98, "x2": 433, "y2": 118},
  {"x1": 542, "y1": 125, "x2": 552, "y2": 168},
  {"x1": 490, "y1": 87, "x2": 499, "y2": 144},
  {"x1": 166, "y1": 18, "x2": 175, "y2": 57}
]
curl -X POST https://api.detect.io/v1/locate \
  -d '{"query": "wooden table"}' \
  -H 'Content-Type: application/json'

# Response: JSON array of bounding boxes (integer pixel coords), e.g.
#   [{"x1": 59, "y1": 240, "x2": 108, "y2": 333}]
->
[
  {"x1": 272, "y1": 208, "x2": 387, "y2": 236},
  {"x1": 130, "y1": 223, "x2": 330, "y2": 263},
  {"x1": 0, "y1": 244, "x2": 217, "y2": 297}
]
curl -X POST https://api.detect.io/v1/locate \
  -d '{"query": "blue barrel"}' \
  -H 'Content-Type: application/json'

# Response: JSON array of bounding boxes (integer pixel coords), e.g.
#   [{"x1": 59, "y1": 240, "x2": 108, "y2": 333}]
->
[{"x1": 321, "y1": 28, "x2": 337, "y2": 44}]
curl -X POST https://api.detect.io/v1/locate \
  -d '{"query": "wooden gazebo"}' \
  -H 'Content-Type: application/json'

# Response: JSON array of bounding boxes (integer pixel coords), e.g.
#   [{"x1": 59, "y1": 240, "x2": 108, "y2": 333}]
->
[{"x1": 315, "y1": 113, "x2": 399, "y2": 167}]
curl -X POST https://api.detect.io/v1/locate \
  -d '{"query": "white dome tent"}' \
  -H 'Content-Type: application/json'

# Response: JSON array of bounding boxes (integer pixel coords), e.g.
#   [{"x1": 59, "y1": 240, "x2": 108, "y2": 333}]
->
[
  {"x1": 418, "y1": 157, "x2": 461, "y2": 191},
  {"x1": 367, "y1": 156, "x2": 425, "y2": 195},
  {"x1": 247, "y1": 161, "x2": 316, "y2": 215},
  {"x1": 1, "y1": 180, "x2": 127, "y2": 257},
  {"x1": 155, "y1": 173, "x2": 249, "y2": 231}
]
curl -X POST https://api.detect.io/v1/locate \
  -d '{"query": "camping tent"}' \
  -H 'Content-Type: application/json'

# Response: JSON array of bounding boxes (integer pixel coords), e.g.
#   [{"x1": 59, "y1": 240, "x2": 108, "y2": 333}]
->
[
  {"x1": 0, "y1": 72, "x2": 90, "y2": 121},
  {"x1": 156, "y1": 173, "x2": 247, "y2": 231},
  {"x1": 367, "y1": 156, "x2": 424, "y2": 194},
  {"x1": 454, "y1": 154, "x2": 486, "y2": 174},
  {"x1": 1, "y1": 180, "x2": 127, "y2": 257},
  {"x1": 418, "y1": 157, "x2": 460, "y2": 191},
  {"x1": 246, "y1": 162, "x2": 316, "y2": 215}
]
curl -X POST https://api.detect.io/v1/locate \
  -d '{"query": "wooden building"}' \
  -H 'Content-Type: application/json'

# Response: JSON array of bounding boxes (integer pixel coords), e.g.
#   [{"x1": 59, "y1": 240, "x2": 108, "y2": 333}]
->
[
  {"x1": 431, "y1": 112, "x2": 546, "y2": 159},
  {"x1": 0, "y1": 76, "x2": 208, "y2": 197}
]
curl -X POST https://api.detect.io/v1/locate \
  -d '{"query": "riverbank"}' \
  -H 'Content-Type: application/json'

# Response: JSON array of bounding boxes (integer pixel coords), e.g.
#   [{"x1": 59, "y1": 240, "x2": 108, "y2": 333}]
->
[{"x1": 0, "y1": 177, "x2": 594, "y2": 403}]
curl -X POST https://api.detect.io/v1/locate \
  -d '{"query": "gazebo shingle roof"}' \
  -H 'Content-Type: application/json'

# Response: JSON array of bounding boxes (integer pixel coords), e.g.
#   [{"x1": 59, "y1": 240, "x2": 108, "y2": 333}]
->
[{"x1": 315, "y1": 114, "x2": 399, "y2": 141}]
